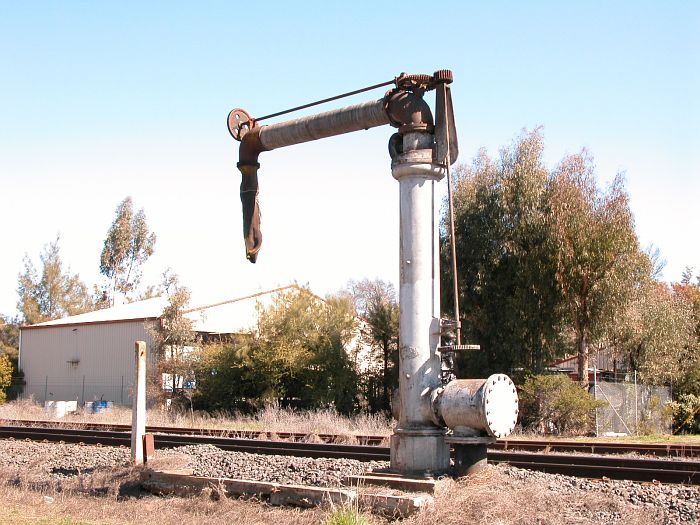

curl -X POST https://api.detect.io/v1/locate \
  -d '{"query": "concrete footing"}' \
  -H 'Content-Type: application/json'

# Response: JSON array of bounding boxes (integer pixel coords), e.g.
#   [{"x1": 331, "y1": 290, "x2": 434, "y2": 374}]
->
[
  {"x1": 344, "y1": 472, "x2": 437, "y2": 493},
  {"x1": 445, "y1": 435, "x2": 495, "y2": 476},
  {"x1": 390, "y1": 430, "x2": 450, "y2": 476},
  {"x1": 140, "y1": 469, "x2": 433, "y2": 517}
]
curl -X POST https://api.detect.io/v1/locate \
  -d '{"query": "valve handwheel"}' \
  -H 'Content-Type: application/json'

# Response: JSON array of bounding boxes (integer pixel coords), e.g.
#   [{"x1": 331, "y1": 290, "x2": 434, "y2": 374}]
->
[{"x1": 227, "y1": 108, "x2": 254, "y2": 141}]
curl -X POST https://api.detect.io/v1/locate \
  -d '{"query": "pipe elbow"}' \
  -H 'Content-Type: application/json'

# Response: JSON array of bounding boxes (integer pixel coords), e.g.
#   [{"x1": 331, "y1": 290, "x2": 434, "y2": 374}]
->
[
  {"x1": 385, "y1": 90, "x2": 434, "y2": 134},
  {"x1": 237, "y1": 128, "x2": 268, "y2": 168}
]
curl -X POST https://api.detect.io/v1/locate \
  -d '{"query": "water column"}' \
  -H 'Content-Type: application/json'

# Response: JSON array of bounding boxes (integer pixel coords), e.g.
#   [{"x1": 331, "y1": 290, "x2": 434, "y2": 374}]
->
[{"x1": 389, "y1": 132, "x2": 450, "y2": 474}]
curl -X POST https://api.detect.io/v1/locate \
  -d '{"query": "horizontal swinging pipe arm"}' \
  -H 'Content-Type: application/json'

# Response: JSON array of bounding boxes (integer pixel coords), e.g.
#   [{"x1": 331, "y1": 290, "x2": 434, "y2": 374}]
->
[{"x1": 232, "y1": 80, "x2": 437, "y2": 263}]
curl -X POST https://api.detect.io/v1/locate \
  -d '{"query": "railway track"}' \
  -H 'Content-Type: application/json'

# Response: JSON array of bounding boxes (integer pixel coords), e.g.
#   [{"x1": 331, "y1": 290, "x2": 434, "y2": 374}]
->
[
  {"x1": 3, "y1": 419, "x2": 698, "y2": 458},
  {"x1": 492, "y1": 438, "x2": 700, "y2": 458},
  {"x1": 0, "y1": 424, "x2": 698, "y2": 485},
  {"x1": 0, "y1": 419, "x2": 387, "y2": 445}
]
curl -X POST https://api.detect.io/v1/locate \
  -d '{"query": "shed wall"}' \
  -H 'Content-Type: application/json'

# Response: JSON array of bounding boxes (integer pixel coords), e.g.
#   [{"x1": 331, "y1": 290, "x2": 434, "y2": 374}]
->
[{"x1": 20, "y1": 320, "x2": 157, "y2": 405}]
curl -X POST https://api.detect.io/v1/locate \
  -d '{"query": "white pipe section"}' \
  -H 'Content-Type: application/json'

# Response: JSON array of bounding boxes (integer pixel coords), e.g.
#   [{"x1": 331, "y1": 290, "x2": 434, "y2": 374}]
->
[
  {"x1": 393, "y1": 135, "x2": 445, "y2": 429},
  {"x1": 131, "y1": 340, "x2": 147, "y2": 465}
]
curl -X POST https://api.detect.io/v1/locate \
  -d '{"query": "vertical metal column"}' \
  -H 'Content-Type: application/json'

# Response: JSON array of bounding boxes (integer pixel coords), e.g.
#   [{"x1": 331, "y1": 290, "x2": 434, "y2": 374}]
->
[
  {"x1": 389, "y1": 132, "x2": 450, "y2": 475},
  {"x1": 131, "y1": 341, "x2": 147, "y2": 465}
]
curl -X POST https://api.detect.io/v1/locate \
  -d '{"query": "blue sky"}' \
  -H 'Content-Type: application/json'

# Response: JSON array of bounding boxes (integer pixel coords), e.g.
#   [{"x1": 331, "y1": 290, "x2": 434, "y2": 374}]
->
[{"x1": 1, "y1": 1, "x2": 698, "y2": 316}]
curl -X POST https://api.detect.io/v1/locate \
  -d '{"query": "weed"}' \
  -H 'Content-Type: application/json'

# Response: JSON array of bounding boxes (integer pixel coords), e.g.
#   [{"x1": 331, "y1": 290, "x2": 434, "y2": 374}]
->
[{"x1": 324, "y1": 508, "x2": 370, "y2": 525}]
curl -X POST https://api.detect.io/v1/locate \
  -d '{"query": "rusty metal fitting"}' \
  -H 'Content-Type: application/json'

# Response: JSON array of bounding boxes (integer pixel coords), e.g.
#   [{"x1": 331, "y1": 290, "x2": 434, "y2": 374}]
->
[
  {"x1": 383, "y1": 89, "x2": 434, "y2": 134},
  {"x1": 394, "y1": 72, "x2": 433, "y2": 92},
  {"x1": 237, "y1": 128, "x2": 269, "y2": 168},
  {"x1": 238, "y1": 164, "x2": 262, "y2": 263},
  {"x1": 433, "y1": 69, "x2": 453, "y2": 84},
  {"x1": 228, "y1": 108, "x2": 256, "y2": 141},
  {"x1": 388, "y1": 133, "x2": 403, "y2": 160}
]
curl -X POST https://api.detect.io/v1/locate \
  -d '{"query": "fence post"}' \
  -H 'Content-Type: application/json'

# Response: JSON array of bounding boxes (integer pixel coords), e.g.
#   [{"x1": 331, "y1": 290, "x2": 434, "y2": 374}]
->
[
  {"x1": 593, "y1": 366, "x2": 599, "y2": 437},
  {"x1": 634, "y1": 370, "x2": 638, "y2": 435}
]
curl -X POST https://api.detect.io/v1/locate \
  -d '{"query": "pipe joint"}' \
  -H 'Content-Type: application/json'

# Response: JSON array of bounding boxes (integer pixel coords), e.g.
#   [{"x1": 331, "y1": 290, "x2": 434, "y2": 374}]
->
[
  {"x1": 384, "y1": 89, "x2": 434, "y2": 135},
  {"x1": 431, "y1": 374, "x2": 519, "y2": 439},
  {"x1": 238, "y1": 128, "x2": 268, "y2": 168}
]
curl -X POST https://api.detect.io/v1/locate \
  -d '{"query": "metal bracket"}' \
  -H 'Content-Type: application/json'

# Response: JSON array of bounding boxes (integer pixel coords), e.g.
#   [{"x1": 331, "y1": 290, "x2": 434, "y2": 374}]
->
[{"x1": 435, "y1": 318, "x2": 460, "y2": 336}]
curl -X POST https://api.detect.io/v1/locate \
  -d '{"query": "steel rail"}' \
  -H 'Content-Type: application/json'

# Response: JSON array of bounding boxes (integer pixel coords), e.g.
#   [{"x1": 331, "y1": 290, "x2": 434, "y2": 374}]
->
[
  {"x1": 0, "y1": 419, "x2": 387, "y2": 445},
  {"x1": 493, "y1": 439, "x2": 700, "y2": 458},
  {"x1": 2, "y1": 419, "x2": 697, "y2": 457},
  {"x1": 487, "y1": 451, "x2": 699, "y2": 485},
  {"x1": 1, "y1": 425, "x2": 698, "y2": 485}
]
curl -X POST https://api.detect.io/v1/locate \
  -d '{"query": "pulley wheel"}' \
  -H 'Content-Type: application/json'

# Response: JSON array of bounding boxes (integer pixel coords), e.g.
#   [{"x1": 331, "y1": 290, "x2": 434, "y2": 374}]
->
[{"x1": 227, "y1": 108, "x2": 253, "y2": 141}]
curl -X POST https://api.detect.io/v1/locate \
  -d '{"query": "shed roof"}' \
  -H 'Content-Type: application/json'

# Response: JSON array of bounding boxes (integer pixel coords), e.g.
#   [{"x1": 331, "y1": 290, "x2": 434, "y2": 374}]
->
[{"x1": 22, "y1": 285, "x2": 299, "y2": 333}]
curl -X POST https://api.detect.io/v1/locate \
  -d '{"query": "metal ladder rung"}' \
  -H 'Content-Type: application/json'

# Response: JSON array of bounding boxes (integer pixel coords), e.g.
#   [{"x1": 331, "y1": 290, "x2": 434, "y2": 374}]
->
[{"x1": 438, "y1": 344, "x2": 481, "y2": 352}]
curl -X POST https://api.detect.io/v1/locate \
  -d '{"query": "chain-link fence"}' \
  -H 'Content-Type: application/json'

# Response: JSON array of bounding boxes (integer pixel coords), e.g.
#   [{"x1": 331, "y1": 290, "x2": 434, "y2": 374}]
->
[{"x1": 592, "y1": 373, "x2": 672, "y2": 435}]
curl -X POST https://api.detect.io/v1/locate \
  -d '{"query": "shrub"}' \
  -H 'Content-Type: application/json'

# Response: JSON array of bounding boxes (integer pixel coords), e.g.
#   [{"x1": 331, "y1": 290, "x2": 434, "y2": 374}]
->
[
  {"x1": 669, "y1": 393, "x2": 700, "y2": 434},
  {"x1": 0, "y1": 354, "x2": 12, "y2": 404},
  {"x1": 519, "y1": 374, "x2": 606, "y2": 435}
]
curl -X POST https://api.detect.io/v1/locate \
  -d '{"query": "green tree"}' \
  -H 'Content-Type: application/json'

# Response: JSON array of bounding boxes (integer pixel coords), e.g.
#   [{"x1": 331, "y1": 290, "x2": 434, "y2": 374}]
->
[
  {"x1": 190, "y1": 337, "x2": 259, "y2": 413},
  {"x1": 0, "y1": 316, "x2": 23, "y2": 400},
  {"x1": 671, "y1": 272, "x2": 700, "y2": 396},
  {"x1": 347, "y1": 279, "x2": 399, "y2": 411},
  {"x1": 443, "y1": 129, "x2": 566, "y2": 377},
  {"x1": 0, "y1": 354, "x2": 13, "y2": 404},
  {"x1": 0, "y1": 315, "x2": 18, "y2": 358},
  {"x1": 610, "y1": 280, "x2": 698, "y2": 386},
  {"x1": 17, "y1": 236, "x2": 93, "y2": 324},
  {"x1": 550, "y1": 154, "x2": 645, "y2": 387},
  {"x1": 248, "y1": 287, "x2": 359, "y2": 413},
  {"x1": 519, "y1": 374, "x2": 605, "y2": 435},
  {"x1": 99, "y1": 197, "x2": 156, "y2": 305},
  {"x1": 148, "y1": 272, "x2": 199, "y2": 407}
]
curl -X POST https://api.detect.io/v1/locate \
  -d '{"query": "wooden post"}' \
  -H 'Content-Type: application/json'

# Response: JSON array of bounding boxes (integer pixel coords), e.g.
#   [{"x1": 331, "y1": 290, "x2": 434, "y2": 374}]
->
[{"x1": 131, "y1": 341, "x2": 147, "y2": 464}]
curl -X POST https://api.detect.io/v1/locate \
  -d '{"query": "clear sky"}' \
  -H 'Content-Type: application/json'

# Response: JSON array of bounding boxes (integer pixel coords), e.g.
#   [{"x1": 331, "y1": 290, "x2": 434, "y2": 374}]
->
[{"x1": 1, "y1": 1, "x2": 698, "y2": 317}]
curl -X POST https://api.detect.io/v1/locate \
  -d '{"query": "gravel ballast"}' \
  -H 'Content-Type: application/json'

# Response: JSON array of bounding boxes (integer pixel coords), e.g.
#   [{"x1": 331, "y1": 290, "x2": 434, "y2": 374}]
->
[
  {"x1": 158, "y1": 444, "x2": 388, "y2": 486},
  {"x1": 0, "y1": 439, "x2": 698, "y2": 523}
]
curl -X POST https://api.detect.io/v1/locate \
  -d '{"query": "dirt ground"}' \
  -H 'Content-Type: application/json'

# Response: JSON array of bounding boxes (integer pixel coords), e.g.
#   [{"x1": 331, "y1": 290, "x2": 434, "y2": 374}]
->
[{"x1": 0, "y1": 463, "x2": 664, "y2": 525}]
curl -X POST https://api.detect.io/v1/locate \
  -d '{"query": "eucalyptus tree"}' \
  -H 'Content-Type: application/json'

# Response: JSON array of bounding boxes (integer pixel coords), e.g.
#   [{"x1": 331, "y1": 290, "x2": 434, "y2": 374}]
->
[
  {"x1": 17, "y1": 236, "x2": 92, "y2": 324},
  {"x1": 671, "y1": 271, "x2": 700, "y2": 395},
  {"x1": 549, "y1": 153, "x2": 644, "y2": 387},
  {"x1": 443, "y1": 129, "x2": 566, "y2": 377},
  {"x1": 99, "y1": 197, "x2": 156, "y2": 305}
]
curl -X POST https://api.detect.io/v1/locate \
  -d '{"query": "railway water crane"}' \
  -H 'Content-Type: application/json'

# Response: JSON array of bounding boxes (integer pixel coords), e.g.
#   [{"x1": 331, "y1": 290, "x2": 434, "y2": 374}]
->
[{"x1": 227, "y1": 70, "x2": 519, "y2": 476}]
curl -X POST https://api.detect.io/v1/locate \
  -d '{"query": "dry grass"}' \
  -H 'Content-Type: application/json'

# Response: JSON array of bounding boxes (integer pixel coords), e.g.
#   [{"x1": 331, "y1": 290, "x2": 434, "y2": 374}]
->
[
  {"x1": 0, "y1": 463, "x2": 661, "y2": 525},
  {"x1": 509, "y1": 428, "x2": 700, "y2": 445},
  {"x1": 403, "y1": 467, "x2": 656, "y2": 525},
  {"x1": 0, "y1": 467, "x2": 328, "y2": 525},
  {"x1": 0, "y1": 399, "x2": 393, "y2": 442}
]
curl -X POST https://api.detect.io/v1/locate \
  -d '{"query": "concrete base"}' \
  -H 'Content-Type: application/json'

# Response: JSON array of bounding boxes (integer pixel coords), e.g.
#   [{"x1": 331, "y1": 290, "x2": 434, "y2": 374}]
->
[
  {"x1": 390, "y1": 429, "x2": 450, "y2": 476},
  {"x1": 141, "y1": 469, "x2": 432, "y2": 517},
  {"x1": 344, "y1": 472, "x2": 436, "y2": 493}
]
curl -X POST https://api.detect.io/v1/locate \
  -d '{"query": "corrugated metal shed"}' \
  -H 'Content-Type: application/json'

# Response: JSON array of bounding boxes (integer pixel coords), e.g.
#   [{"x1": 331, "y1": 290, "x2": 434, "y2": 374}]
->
[{"x1": 19, "y1": 285, "x2": 297, "y2": 405}]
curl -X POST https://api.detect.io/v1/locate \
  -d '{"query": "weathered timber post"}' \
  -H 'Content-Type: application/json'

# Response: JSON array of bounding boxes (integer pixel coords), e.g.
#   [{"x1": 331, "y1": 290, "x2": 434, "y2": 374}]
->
[{"x1": 131, "y1": 340, "x2": 147, "y2": 464}]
